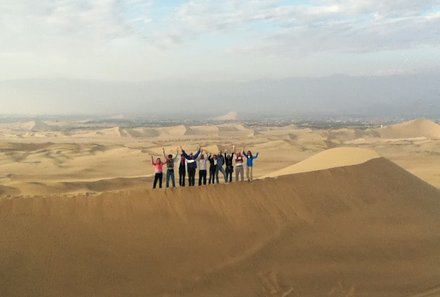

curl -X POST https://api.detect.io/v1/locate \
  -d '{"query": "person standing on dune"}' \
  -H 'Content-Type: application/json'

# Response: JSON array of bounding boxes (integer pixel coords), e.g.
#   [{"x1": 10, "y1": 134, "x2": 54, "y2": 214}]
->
[
  {"x1": 207, "y1": 152, "x2": 217, "y2": 184},
  {"x1": 198, "y1": 152, "x2": 208, "y2": 186},
  {"x1": 163, "y1": 147, "x2": 178, "y2": 188},
  {"x1": 181, "y1": 145, "x2": 201, "y2": 187},
  {"x1": 224, "y1": 146, "x2": 235, "y2": 183},
  {"x1": 243, "y1": 149, "x2": 259, "y2": 182},
  {"x1": 216, "y1": 150, "x2": 226, "y2": 183},
  {"x1": 179, "y1": 153, "x2": 186, "y2": 187},
  {"x1": 151, "y1": 156, "x2": 165, "y2": 189},
  {"x1": 235, "y1": 149, "x2": 245, "y2": 182}
]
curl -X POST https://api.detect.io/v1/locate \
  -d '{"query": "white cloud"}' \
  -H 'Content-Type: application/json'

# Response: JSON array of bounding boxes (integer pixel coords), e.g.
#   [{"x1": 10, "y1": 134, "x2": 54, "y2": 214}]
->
[{"x1": 0, "y1": 0, "x2": 439, "y2": 81}]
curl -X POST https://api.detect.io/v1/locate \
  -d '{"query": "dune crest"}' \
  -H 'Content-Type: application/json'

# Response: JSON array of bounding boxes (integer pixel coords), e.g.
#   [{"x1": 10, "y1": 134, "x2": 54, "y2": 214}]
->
[
  {"x1": 377, "y1": 118, "x2": 440, "y2": 139},
  {"x1": 264, "y1": 147, "x2": 380, "y2": 178},
  {"x1": 214, "y1": 111, "x2": 238, "y2": 121}
]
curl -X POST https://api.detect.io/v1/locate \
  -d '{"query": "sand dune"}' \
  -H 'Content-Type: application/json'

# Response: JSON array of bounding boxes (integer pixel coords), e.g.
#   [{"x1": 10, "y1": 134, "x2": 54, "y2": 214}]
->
[
  {"x1": 185, "y1": 125, "x2": 220, "y2": 136},
  {"x1": 264, "y1": 147, "x2": 380, "y2": 177},
  {"x1": 214, "y1": 111, "x2": 238, "y2": 121},
  {"x1": 377, "y1": 119, "x2": 440, "y2": 139},
  {"x1": 0, "y1": 157, "x2": 439, "y2": 297}
]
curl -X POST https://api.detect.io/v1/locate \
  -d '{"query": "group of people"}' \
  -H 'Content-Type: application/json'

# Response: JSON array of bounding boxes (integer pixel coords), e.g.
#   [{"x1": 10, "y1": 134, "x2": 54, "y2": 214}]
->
[{"x1": 150, "y1": 145, "x2": 259, "y2": 189}]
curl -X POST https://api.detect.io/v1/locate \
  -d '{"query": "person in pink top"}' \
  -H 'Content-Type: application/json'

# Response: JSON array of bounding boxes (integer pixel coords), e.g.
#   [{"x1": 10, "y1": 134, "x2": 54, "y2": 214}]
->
[{"x1": 151, "y1": 156, "x2": 165, "y2": 189}]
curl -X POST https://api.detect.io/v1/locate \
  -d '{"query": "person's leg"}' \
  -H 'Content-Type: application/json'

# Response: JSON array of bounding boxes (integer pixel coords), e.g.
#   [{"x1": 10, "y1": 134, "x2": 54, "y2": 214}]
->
[
  {"x1": 246, "y1": 166, "x2": 250, "y2": 181},
  {"x1": 211, "y1": 168, "x2": 216, "y2": 184},
  {"x1": 239, "y1": 166, "x2": 244, "y2": 181},
  {"x1": 220, "y1": 167, "x2": 226, "y2": 183},
  {"x1": 179, "y1": 168, "x2": 185, "y2": 187},
  {"x1": 230, "y1": 167, "x2": 233, "y2": 182},
  {"x1": 198, "y1": 170, "x2": 202, "y2": 186},
  {"x1": 225, "y1": 168, "x2": 230, "y2": 183},
  {"x1": 159, "y1": 173, "x2": 163, "y2": 188},
  {"x1": 215, "y1": 168, "x2": 219, "y2": 183},
  {"x1": 153, "y1": 173, "x2": 158, "y2": 189},
  {"x1": 166, "y1": 170, "x2": 170, "y2": 188},
  {"x1": 250, "y1": 167, "x2": 253, "y2": 181},
  {"x1": 190, "y1": 168, "x2": 195, "y2": 186},
  {"x1": 171, "y1": 170, "x2": 176, "y2": 187},
  {"x1": 203, "y1": 170, "x2": 207, "y2": 185}
]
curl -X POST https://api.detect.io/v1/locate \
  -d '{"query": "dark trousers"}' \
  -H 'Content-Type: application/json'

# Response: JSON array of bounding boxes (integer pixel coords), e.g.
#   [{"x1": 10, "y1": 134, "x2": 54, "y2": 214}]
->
[
  {"x1": 209, "y1": 167, "x2": 216, "y2": 184},
  {"x1": 179, "y1": 166, "x2": 186, "y2": 187},
  {"x1": 188, "y1": 167, "x2": 196, "y2": 186},
  {"x1": 225, "y1": 166, "x2": 233, "y2": 183},
  {"x1": 166, "y1": 169, "x2": 176, "y2": 188},
  {"x1": 199, "y1": 169, "x2": 207, "y2": 185},
  {"x1": 153, "y1": 172, "x2": 163, "y2": 189}
]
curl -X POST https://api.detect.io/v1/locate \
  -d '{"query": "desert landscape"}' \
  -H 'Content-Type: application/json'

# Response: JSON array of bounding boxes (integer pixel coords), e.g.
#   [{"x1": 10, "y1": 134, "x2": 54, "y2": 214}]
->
[{"x1": 0, "y1": 116, "x2": 439, "y2": 297}]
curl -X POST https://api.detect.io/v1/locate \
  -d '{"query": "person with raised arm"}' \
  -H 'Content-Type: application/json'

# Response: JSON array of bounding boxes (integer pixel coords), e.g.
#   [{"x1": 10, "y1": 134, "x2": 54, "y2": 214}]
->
[
  {"x1": 235, "y1": 146, "x2": 245, "y2": 182},
  {"x1": 198, "y1": 151, "x2": 208, "y2": 186},
  {"x1": 151, "y1": 155, "x2": 165, "y2": 189},
  {"x1": 216, "y1": 149, "x2": 226, "y2": 183},
  {"x1": 178, "y1": 152, "x2": 186, "y2": 187},
  {"x1": 243, "y1": 147, "x2": 259, "y2": 182},
  {"x1": 224, "y1": 145, "x2": 235, "y2": 183},
  {"x1": 180, "y1": 145, "x2": 202, "y2": 187},
  {"x1": 207, "y1": 151, "x2": 217, "y2": 184},
  {"x1": 162, "y1": 147, "x2": 179, "y2": 188}
]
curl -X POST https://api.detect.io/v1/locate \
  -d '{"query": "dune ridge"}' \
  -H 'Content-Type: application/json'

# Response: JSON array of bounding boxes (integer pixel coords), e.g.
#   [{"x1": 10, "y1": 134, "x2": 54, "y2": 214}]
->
[
  {"x1": 0, "y1": 157, "x2": 439, "y2": 297},
  {"x1": 377, "y1": 119, "x2": 440, "y2": 139},
  {"x1": 264, "y1": 147, "x2": 380, "y2": 178}
]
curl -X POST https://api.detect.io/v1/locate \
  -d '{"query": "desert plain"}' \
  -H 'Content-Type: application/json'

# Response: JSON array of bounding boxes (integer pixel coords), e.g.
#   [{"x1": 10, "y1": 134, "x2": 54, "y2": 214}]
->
[{"x1": 0, "y1": 116, "x2": 439, "y2": 297}]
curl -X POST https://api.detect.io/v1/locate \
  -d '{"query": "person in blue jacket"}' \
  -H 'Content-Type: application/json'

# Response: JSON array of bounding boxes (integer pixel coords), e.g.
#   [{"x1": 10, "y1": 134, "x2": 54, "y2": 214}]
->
[
  {"x1": 180, "y1": 145, "x2": 201, "y2": 187},
  {"x1": 243, "y1": 149, "x2": 259, "y2": 182}
]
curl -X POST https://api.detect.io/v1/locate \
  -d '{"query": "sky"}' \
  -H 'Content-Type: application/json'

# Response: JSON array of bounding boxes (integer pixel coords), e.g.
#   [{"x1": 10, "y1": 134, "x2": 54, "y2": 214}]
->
[{"x1": 1, "y1": 0, "x2": 440, "y2": 82}]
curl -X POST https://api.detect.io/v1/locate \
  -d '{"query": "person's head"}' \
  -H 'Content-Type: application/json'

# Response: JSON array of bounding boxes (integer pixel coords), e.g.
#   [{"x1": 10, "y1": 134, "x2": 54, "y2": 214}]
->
[
  {"x1": 247, "y1": 150, "x2": 252, "y2": 157},
  {"x1": 190, "y1": 152, "x2": 194, "y2": 157},
  {"x1": 214, "y1": 154, "x2": 218, "y2": 160},
  {"x1": 226, "y1": 153, "x2": 231, "y2": 158},
  {"x1": 237, "y1": 152, "x2": 242, "y2": 157},
  {"x1": 219, "y1": 150, "x2": 223, "y2": 154},
  {"x1": 156, "y1": 157, "x2": 161, "y2": 163},
  {"x1": 200, "y1": 154, "x2": 205, "y2": 159},
  {"x1": 168, "y1": 154, "x2": 173, "y2": 159}
]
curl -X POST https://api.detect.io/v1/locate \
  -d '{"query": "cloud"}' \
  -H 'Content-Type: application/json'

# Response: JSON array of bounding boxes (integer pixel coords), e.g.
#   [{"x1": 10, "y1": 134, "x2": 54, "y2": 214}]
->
[
  {"x1": 0, "y1": 0, "x2": 439, "y2": 81},
  {"x1": 154, "y1": 0, "x2": 440, "y2": 54}
]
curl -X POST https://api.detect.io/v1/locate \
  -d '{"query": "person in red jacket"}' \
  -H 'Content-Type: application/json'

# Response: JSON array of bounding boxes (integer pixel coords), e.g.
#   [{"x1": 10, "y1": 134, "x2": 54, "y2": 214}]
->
[{"x1": 151, "y1": 156, "x2": 165, "y2": 189}]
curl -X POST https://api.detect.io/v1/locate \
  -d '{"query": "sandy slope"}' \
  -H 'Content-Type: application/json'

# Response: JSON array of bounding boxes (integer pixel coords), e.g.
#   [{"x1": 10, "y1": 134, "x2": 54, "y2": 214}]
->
[
  {"x1": 264, "y1": 147, "x2": 380, "y2": 177},
  {"x1": 377, "y1": 119, "x2": 440, "y2": 139},
  {"x1": 0, "y1": 157, "x2": 439, "y2": 297}
]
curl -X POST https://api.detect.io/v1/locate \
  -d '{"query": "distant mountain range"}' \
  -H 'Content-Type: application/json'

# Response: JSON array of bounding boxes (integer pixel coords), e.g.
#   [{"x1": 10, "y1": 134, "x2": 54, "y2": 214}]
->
[{"x1": 1, "y1": 72, "x2": 439, "y2": 117}]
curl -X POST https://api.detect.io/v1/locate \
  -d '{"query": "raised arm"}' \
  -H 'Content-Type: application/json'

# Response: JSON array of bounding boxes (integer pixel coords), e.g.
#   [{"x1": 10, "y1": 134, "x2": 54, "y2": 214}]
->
[
  {"x1": 254, "y1": 152, "x2": 259, "y2": 159},
  {"x1": 162, "y1": 148, "x2": 167, "y2": 159},
  {"x1": 193, "y1": 146, "x2": 202, "y2": 159},
  {"x1": 151, "y1": 156, "x2": 156, "y2": 165},
  {"x1": 181, "y1": 149, "x2": 190, "y2": 159}
]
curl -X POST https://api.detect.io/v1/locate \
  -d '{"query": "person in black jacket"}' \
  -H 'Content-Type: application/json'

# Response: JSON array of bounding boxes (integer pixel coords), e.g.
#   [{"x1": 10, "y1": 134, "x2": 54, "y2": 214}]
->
[
  {"x1": 207, "y1": 153, "x2": 217, "y2": 184},
  {"x1": 181, "y1": 145, "x2": 201, "y2": 187},
  {"x1": 178, "y1": 153, "x2": 186, "y2": 187},
  {"x1": 224, "y1": 146, "x2": 235, "y2": 183}
]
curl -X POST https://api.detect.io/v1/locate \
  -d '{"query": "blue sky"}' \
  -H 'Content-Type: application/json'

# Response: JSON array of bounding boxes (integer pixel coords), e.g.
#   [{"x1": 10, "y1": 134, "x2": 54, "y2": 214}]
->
[{"x1": 0, "y1": 0, "x2": 439, "y2": 81}]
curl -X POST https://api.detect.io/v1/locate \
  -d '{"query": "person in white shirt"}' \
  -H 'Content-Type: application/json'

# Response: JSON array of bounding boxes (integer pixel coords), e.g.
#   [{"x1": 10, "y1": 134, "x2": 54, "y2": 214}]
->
[
  {"x1": 198, "y1": 153, "x2": 208, "y2": 186},
  {"x1": 235, "y1": 149, "x2": 245, "y2": 182}
]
